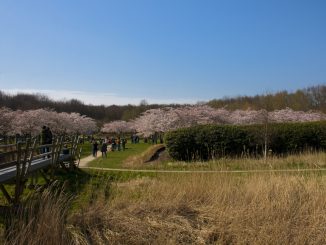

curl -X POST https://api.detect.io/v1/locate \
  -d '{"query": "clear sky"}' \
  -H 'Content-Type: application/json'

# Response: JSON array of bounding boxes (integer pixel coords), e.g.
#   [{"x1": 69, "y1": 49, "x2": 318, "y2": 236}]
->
[{"x1": 0, "y1": 0, "x2": 325, "y2": 105}]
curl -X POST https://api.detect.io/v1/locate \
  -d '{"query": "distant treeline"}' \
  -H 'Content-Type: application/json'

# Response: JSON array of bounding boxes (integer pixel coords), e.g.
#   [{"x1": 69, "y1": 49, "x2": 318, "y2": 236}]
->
[
  {"x1": 208, "y1": 85, "x2": 326, "y2": 113},
  {"x1": 0, "y1": 85, "x2": 325, "y2": 122},
  {"x1": 0, "y1": 91, "x2": 180, "y2": 122}
]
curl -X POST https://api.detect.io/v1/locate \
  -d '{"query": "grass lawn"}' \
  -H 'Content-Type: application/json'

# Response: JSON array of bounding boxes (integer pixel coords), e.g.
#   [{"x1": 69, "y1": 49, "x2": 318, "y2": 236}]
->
[
  {"x1": 78, "y1": 142, "x2": 93, "y2": 158},
  {"x1": 141, "y1": 151, "x2": 326, "y2": 171},
  {"x1": 88, "y1": 143, "x2": 152, "y2": 168}
]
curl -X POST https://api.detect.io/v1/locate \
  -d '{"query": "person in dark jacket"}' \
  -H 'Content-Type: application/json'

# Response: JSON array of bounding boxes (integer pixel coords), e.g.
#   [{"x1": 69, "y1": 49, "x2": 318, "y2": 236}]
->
[
  {"x1": 41, "y1": 126, "x2": 47, "y2": 144},
  {"x1": 41, "y1": 126, "x2": 52, "y2": 156},
  {"x1": 101, "y1": 140, "x2": 108, "y2": 158},
  {"x1": 121, "y1": 138, "x2": 126, "y2": 151},
  {"x1": 45, "y1": 127, "x2": 53, "y2": 144},
  {"x1": 45, "y1": 127, "x2": 53, "y2": 158},
  {"x1": 92, "y1": 140, "x2": 98, "y2": 157}
]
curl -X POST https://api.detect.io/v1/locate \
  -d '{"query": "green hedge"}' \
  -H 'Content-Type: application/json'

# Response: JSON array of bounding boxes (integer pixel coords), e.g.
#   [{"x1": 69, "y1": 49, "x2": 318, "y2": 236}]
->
[{"x1": 164, "y1": 121, "x2": 326, "y2": 161}]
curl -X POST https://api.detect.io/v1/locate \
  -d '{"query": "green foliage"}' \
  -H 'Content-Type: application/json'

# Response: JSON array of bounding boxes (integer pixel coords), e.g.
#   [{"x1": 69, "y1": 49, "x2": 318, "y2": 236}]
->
[
  {"x1": 165, "y1": 121, "x2": 326, "y2": 161},
  {"x1": 208, "y1": 85, "x2": 326, "y2": 113}
]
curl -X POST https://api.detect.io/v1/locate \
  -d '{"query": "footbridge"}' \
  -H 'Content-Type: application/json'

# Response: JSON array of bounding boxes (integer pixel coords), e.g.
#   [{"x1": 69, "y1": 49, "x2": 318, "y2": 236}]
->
[{"x1": 0, "y1": 136, "x2": 81, "y2": 204}]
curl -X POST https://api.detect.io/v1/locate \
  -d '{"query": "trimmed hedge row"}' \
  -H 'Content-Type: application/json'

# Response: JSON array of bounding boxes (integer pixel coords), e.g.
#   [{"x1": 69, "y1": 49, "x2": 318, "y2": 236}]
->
[{"x1": 164, "y1": 121, "x2": 326, "y2": 161}]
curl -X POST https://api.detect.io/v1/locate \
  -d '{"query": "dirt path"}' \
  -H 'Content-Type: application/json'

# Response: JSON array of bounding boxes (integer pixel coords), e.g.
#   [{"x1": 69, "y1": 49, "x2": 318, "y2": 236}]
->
[
  {"x1": 79, "y1": 166, "x2": 326, "y2": 174},
  {"x1": 78, "y1": 154, "x2": 100, "y2": 167}
]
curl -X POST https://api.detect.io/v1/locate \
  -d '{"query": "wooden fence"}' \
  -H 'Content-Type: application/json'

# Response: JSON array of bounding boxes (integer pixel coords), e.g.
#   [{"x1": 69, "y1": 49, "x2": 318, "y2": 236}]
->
[{"x1": 0, "y1": 136, "x2": 81, "y2": 204}]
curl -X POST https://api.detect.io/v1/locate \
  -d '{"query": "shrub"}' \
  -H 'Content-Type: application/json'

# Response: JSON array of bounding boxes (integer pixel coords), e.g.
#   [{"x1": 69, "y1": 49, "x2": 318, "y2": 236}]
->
[{"x1": 165, "y1": 121, "x2": 326, "y2": 161}]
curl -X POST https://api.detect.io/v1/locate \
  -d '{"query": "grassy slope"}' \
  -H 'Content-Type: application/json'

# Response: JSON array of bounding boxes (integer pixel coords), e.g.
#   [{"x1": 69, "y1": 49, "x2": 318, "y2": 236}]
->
[{"x1": 88, "y1": 142, "x2": 152, "y2": 168}]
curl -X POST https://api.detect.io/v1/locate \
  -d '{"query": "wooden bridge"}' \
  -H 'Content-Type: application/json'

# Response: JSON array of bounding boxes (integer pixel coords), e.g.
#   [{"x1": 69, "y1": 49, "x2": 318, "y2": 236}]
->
[{"x1": 0, "y1": 136, "x2": 81, "y2": 205}]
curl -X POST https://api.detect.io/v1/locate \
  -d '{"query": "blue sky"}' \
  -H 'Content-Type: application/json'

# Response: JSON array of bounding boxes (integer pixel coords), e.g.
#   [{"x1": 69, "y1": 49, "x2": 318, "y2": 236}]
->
[{"x1": 0, "y1": 0, "x2": 325, "y2": 105}]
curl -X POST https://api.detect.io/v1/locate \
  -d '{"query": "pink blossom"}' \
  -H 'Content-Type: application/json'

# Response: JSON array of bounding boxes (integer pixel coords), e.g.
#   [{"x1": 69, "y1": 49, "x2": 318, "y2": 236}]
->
[
  {"x1": 101, "y1": 120, "x2": 135, "y2": 134},
  {"x1": 129, "y1": 106, "x2": 325, "y2": 135},
  {"x1": 1, "y1": 107, "x2": 97, "y2": 136}
]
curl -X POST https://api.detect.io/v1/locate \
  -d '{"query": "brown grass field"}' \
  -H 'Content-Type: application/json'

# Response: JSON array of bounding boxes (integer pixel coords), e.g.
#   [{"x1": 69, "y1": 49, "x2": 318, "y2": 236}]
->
[{"x1": 3, "y1": 152, "x2": 326, "y2": 244}]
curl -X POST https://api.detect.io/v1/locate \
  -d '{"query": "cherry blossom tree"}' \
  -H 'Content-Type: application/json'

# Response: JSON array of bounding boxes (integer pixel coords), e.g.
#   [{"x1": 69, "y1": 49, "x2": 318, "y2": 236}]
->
[
  {"x1": 1, "y1": 107, "x2": 97, "y2": 136},
  {"x1": 129, "y1": 105, "x2": 326, "y2": 136},
  {"x1": 268, "y1": 108, "x2": 326, "y2": 123},
  {"x1": 0, "y1": 107, "x2": 17, "y2": 136},
  {"x1": 101, "y1": 120, "x2": 134, "y2": 135},
  {"x1": 50, "y1": 112, "x2": 97, "y2": 135},
  {"x1": 4, "y1": 105, "x2": 324, "y2": 139},
  {"x1": 14, "y1": 109, "x2": 52, "y2": 136},
  {"x1": 77, "y1": 114, "x2": 98, "y2": 135}
]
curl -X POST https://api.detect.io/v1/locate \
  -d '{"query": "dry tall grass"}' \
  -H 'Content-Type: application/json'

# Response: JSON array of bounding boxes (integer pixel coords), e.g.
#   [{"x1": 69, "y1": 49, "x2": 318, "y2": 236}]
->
[
  {"x1": 73, "y1": 172, "x2": 326, "y2": 244},
  {"x1": 160, "y1": 151, "x2": 326, "y2": 171},
  {"x1": 4, "y1": 183, "x2": 74, "y2": 245},
  {"x1": 5, "y1": 171, "x2": 326, "y2": 244}
]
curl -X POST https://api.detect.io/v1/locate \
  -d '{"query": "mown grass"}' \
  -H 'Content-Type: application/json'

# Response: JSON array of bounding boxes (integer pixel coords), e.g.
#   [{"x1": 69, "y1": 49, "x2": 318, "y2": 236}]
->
[
  {"x1": 88, "y1": 142, "x2": 152, "y2": 168},
  {"x1": 77, "y1": 141, "x2": 92, "y2": 158}
]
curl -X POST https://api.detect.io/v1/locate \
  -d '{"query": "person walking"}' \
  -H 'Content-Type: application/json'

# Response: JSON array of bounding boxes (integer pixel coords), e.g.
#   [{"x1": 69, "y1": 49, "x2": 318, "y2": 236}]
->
[
  {"x1": 101, "y1": 140, "x2": 108, "y2": 158},
  {"x1": 116, "y1": 138, "x2": 121, "y2": 151},
  {"x1": 111, "y1": 137, "x2": 116, "y2": 151},
  {"x1": 121, "y1": 138, "x2": 126, "y2": 151},
  {"x1": 92, "y1": 140, "x2": 98, "y2": 157}
]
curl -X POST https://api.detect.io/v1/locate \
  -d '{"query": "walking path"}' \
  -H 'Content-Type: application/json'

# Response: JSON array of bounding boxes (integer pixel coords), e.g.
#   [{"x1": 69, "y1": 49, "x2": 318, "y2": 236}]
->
[
  {"x1": 79, "y1": 166, "x2": 326, "y2": 174},
  {"x1": 78, "y1": 154, "x2": 100, "y2": 167}
]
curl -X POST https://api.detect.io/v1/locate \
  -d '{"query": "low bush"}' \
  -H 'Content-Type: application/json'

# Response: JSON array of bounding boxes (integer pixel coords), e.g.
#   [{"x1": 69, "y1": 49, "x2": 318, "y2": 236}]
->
[{"x1": 165, "y1": 121, "x2": 326, "y2": 161}]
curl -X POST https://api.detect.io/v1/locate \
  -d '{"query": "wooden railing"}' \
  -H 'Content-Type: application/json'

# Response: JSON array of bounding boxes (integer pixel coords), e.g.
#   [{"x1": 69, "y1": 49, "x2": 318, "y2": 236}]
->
[{"x1": 0, "y1": 136, "x2": 80, "y2": 204}]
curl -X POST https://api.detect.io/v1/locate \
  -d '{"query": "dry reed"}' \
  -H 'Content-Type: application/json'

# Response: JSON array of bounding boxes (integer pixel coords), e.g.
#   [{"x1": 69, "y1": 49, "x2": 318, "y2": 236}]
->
[
  {"x1": 163, "y1": 151, "x2": 326, "y2": 171},
  {"x1": 70, "y1": 172, "x2": 326, "y2": 244},
  {"x1": 4, "y1": 183, "x2": 74, "y2": 245},
  {"x1": 4, "y1": 153, "x2": 326, "y2": 244}
]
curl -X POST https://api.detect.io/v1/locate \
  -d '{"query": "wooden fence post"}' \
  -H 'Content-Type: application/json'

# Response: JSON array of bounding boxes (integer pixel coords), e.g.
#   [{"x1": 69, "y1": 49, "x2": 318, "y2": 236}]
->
[
  {"x1": 25, "y1": 138, "x2": 37, "y2": 176},
  {"x1": 14, "y1": 142, "x2": 22, "y2": 204}
]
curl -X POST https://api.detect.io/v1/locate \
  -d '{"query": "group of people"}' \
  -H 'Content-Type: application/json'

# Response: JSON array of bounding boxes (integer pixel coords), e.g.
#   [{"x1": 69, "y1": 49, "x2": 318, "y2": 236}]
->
[
  {"x1": 92, "y1": 137, "x2": 127, "y2": 158},
  {"x1": 130, "y1": 134, "x2": 140, "y2": 144},
  {"x1": 143, "y1": 133, "x2": 164, "y2": 144}
]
